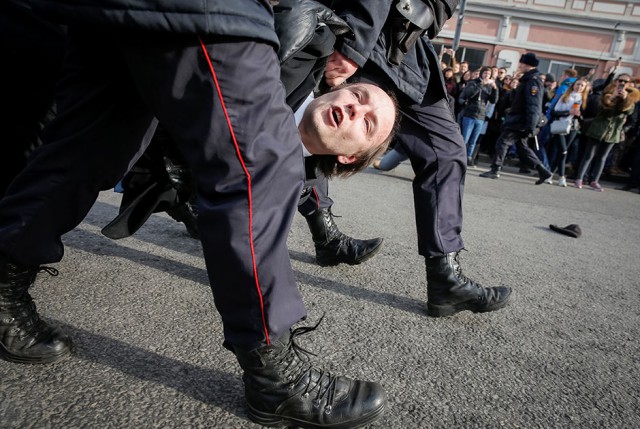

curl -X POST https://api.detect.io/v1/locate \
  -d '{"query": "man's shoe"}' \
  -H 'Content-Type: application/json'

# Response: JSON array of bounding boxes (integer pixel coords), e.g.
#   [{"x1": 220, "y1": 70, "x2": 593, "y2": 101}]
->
[
  {"x1": 305, "y1": 208, "x2": 383, "y2": 267},
  {"x1": 558, "y1": 177, "x2": 567, "y2": 187},
  {"x1": 425, "y1": 252, "x2": 511, "y2": 317},
  {"x1": 0, "y1": 256, "x2": 72, "y2": 364},
  {"x1": 479, "y1": 167, "x2": 500, "y2": 179},
  {"x1": 233, "y1": 324, "x2": 386, "y2": 428},
  {"x1": 535, "y1": 165, "x2": 552, "y2": 185}
]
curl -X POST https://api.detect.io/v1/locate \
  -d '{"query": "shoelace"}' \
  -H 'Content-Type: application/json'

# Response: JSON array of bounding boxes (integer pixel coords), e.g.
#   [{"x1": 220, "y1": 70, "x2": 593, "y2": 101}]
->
[
  {"x1": 3, "y1": 265, "x2": 59, "y2": 339},
  {"x1": 273, "y1": 317, "x2": 339, "y2": 412}
]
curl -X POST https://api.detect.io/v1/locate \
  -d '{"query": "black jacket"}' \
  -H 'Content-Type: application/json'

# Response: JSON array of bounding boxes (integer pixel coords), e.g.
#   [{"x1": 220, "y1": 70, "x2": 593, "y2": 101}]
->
[
  {"x1": 459, "y1": 78, "x2": 499, "y2": 120},
  {"x1": 503, "y1": 68, "x2": 543, "y2": 134},
  {"x1": 331, "y1": 0, "x2": 458, "y2": 104},
  {"x1": 28, "y1": 0, "x2": 280, "y2": 47}
]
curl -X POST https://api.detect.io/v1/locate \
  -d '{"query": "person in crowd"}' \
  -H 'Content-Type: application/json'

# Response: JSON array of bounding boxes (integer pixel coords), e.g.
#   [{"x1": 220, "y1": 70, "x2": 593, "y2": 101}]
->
[
  {"x1": 457, "y1": 66, "x2": 499, "y2": 166},
  {"x1": 490, "y1": 66, "x2": 499, "y2": 80},
  {"x1": 496, "y1": 67, "x2": 509, "y2": 91},
  {"x1": 547, "y1": 78, "x2": 589, "y2": 187},
  {"x1": 452, "y1": 62, "x2": 461, "y2": 82},
  {"x1": 455, "y1": 70, "x2": 473, "y2": 121},
  {"x1": 459, "y1": 61, "x2": 470, "y2": 78},
  {"x1": 479, "y1": 52, "x2": 553, "y2": 184},
  {"x1": 618, "y1": 101, "x2": 640, "y2": 192},
  {"x1": 481, "y1": 76, "x2": 516, "y2": 159},
  {"x1": 324, "y1": 0, "x2": 512, "y2": 318},
  {"x1": 443, "y1": 67, "x2": 459, "y2": 115},
  {"x1": 542, "y1": 73, "x2": 557, "y2": 112},
  {"x1": 0, "y1": 1, "x2": 393, "y2": 428},
  {"x1": 574, "y1": 74, "x2": 639, "y2": 191}
]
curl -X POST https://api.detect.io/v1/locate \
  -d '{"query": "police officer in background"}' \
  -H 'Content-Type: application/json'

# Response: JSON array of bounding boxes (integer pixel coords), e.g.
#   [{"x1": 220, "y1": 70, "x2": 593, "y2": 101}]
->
[
  {"x1": 480, "y1": 52, "x2": 553, "y2": 184},
  {"x1": 324, "y1": 0, "x2": 512, "y2": 317},
  {"x1": 0, "y1": 1, "x2": 386, "y2": 428}
]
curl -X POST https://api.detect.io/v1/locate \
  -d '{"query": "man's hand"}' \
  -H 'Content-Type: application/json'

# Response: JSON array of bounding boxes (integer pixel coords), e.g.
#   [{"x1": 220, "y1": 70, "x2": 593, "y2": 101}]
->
[{"x1": 324, "y1": 51, "x2": 359, "y2": 87}]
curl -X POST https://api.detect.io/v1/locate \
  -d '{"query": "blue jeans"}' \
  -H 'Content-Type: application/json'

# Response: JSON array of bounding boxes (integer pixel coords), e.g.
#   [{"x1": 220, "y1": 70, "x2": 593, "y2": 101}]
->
[{"x1": 461, "y1": 116, "x2": 485, "y2": 158}]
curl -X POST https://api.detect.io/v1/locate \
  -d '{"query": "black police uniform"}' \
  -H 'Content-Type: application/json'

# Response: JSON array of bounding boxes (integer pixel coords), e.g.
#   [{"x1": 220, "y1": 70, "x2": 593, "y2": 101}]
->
[
  {"x1": 491, "y1": 68, "x2": 546, "y2": 170},
  {"x1": 0, "y1": 0, "x2": 307, "y2": 351},
  {"x1": 332, "y1": 0, "x2": 466, "y2": 257}
]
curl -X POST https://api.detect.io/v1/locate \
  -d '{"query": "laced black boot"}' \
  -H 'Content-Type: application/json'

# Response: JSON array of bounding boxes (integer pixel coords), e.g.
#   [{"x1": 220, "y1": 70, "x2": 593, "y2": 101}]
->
[
  {"x1": 0, "y1": 256, "x2": 72, "y2": 363},
  {"x1": 304, "y1": 208, "x2": 383, "y2": 267},
  {"x1": 479, "y1": 166, "x2": 501, "y2": 179},
  {"x1": 233, "y1": 322, "x2": 386, "y2": 428},
  {"x1": 425, "y1": 252, "x2": 511, "y2": 317}
]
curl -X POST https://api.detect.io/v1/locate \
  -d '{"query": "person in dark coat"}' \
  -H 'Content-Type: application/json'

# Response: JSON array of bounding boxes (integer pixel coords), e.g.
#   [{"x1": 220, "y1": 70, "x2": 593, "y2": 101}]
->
[
  {"x1": 480, "y1": 52, "x2": 553, "y2": 184},
  {"x1": 0, "y1": 1, "x2": 387, "y2": 427},
  {"x1": 323, "y1": 0, "x2": 511, "y2": 318}
]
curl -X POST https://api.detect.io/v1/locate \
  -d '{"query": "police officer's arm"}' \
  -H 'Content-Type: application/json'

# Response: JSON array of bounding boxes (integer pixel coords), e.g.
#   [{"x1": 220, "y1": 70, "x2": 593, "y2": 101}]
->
[
  {"x1": 331, "y1": 0, "x2": 395, "y2": 68},
  {"x1": 525, "y1": 77, "x2": 544, "y2": 134}
]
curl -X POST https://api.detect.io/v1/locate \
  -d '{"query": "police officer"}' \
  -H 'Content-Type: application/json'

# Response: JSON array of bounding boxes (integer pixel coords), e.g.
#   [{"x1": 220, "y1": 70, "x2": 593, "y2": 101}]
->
[
  {"x1": 325, "y1": 0, "x2": 512, "y2": 317},
  {"x1": 0, "y1": 1, "x2": 386, "y2": 427},
  {"x1": 480, "y1": 52, "x2": 553, "y2": 184}
]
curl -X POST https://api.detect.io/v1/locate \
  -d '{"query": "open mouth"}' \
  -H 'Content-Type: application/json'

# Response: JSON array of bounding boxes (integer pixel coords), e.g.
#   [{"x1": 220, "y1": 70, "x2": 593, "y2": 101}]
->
[{"x1": 331, "y1": 108, "x2": 343, "y2": 127}]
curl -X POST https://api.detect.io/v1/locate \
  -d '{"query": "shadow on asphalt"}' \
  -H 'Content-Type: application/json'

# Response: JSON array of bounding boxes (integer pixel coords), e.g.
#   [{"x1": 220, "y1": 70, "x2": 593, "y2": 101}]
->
[{"x1": 49, "y1": 319, "x2": 247, "y2": 418}]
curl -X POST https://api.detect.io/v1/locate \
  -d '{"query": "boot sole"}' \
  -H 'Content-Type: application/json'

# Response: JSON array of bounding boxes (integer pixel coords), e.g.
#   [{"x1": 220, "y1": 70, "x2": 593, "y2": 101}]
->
[
  {"x1": 427, "y1": 295, "x2": 512, "y2": 318},
  {"x1": 316, "y1": 240, "x2": 384, "y2": 267},
  {"x1": 0, "y1": 344, "x2": 72, "y2": 364},
  {"x1": 247, "y1": 401, "x2": 385, "y2": 429}
]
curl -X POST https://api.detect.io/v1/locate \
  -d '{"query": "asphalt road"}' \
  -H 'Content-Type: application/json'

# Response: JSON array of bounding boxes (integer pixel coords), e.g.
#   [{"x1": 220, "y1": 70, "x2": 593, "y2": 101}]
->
[{"x1": 1, "y1": 160, "x2": 639, "y2": 429}]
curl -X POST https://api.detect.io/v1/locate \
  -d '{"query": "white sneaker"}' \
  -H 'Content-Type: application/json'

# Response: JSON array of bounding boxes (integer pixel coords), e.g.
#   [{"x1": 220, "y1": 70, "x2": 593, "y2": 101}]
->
[
  {"x1": 544, "y1": 176, "x2": 553, "y2": 185},
  {"x1": 558, "y1": 177, "x2": 567, "y2": 187}
]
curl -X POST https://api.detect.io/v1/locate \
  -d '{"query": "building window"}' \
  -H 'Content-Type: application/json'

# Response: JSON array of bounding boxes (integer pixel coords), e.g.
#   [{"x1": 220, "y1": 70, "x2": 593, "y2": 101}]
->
[{"x1": 433, "y1": 44, "x2": 487, "y2": 71}]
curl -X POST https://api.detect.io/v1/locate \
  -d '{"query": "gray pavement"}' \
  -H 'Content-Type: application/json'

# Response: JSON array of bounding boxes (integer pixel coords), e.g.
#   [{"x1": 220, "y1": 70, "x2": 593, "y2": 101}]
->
[{"x1": 1, "y1": 160, "x2": 639, "y2": 429}]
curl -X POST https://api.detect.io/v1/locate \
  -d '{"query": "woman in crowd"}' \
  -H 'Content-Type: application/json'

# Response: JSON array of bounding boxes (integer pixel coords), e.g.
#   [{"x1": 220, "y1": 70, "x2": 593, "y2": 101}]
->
[
  {"x1": 457, "y1": 66, "x2": 499, "y2": 166},
  {"x1": 548, "y1": 78, "x2": 589, "y2": 186},
  {"x1": 575, "y1": 74, "x2": 639, "y2": 191},
  {"x1": 443, "y1": 67, "x2": 458, "y2": 116}
]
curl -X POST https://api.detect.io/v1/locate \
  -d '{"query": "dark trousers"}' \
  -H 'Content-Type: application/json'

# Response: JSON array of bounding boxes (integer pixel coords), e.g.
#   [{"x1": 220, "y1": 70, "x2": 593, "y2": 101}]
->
[
  {"x1": 359, "y1": 69, "x2": 466, "y2": 257},
  {"x1": 492, "y1": 129, "x2": 544, "y2": 169},
  {"x1": 0, "y1": 1, "x2": 66, "y2": 197},
  {"x1": 0, "y1": 29, "x2": 306, "y2": 351}
]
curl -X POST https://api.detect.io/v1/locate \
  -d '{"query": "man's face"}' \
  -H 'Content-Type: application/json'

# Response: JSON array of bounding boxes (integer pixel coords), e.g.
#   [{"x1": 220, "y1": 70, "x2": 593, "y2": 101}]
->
[
  {"x1": 481, "y1": 69, "x2": 492, "y2": 80},
  {"x1": 460, "y1": 62, "x2": 469, "y2": 73},
  {"x1": 299, "y1": 83, "x2": 396, "y2": 165}
]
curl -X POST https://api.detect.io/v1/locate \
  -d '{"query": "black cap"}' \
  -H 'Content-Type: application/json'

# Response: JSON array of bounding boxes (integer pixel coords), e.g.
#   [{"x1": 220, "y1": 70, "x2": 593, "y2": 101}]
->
[
  {"x1": 545, "y1": 73, "x2": 556, "y2": 83},
  {"x1": 549, "y1": 224, "x2": 582, "y2": 238},
  {"x1": 520, "y1": 52, "x2": 539, "y2": 67}
]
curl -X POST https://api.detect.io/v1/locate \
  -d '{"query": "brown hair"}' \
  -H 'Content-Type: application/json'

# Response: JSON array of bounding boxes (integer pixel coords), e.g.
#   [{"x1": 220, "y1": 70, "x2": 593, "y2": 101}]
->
[
  {"x1": 564, "y1": 69, "x2": 578, "y2": 78},
  {"x1": 314, "y1": 88, "x2": 401, "y2": 178},
  {"x1": 560, "y1": 78, "x2": 589, "y2": 109}
]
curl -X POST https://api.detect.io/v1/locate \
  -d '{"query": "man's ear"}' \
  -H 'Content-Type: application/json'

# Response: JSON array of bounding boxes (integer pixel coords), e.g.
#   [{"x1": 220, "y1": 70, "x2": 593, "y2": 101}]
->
[{"x1": 336, "y1": 154, "x2": 357, "y2": 165}]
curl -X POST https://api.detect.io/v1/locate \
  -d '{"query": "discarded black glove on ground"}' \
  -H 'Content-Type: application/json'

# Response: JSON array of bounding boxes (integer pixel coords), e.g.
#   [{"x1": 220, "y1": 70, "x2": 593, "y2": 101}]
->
[{"x1": 549, "y1": 224, "x2": 582, "y2": 238}]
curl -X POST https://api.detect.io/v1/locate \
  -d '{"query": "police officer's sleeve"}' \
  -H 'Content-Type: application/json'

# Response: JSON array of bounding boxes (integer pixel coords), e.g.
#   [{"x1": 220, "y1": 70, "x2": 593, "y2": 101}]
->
[{"x1": 331, "y1": 0, "x2": 395, "y2": 67}]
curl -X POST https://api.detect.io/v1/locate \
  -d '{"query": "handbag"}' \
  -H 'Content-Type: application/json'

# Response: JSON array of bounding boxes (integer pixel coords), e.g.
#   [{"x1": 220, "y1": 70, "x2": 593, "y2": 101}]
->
[{"x1": 550, "y1": 117, "x2": 572, "y2": 135}]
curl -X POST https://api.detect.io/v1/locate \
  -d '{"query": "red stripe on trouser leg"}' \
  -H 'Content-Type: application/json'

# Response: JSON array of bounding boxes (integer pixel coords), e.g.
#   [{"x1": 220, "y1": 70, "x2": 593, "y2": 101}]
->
[
  {"x1": 312, "y1": 187, "x2": 320, "y2": 210},
  {"x1": 197, "y1": 37, "x2": 271, "y2": 346}
]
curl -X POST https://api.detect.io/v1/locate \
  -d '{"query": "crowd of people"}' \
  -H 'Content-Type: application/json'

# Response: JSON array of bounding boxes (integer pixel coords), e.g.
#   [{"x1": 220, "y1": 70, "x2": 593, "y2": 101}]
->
[{"x1": 377, "y1": 49, "x2": 640, "y2": 193}]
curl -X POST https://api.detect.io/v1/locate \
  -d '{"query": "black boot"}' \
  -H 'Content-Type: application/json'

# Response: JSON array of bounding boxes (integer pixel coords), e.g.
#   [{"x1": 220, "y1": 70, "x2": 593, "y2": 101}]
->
[
  {"x1": 535, "y1": 164, "x2": 552, "y2": 185},
  {"x1": 305, "y1": 208, "x2": 383, "y2": 267},
  {"x1": 0, "y1": 256, "x2": 72, "y2": 364},
  {"x1": 166, "y1": 201, "x2": 200, "y2": 239},
  {"x1": 479, "y1": 166, "x2": 501, "y2": 179},
  {"x1": 233, "y1": 324, "x2": 386, "y2": 428},
  {"x1": 425, "y1": 252, "x2": 511, "y2": 317}
]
